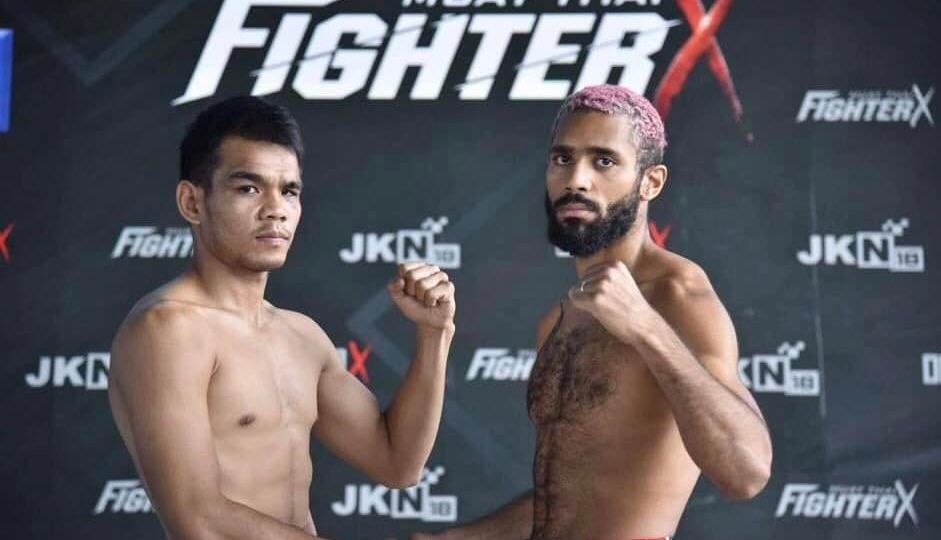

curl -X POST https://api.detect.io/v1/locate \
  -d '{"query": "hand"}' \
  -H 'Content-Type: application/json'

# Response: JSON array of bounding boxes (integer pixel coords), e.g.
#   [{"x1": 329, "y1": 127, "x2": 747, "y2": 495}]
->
[
  {"x1": 388, "y1": 263, "x2": 456, "y2": 330},
  {"x1": 568, "y1": 261, "x2": 654, "y2": 344}
]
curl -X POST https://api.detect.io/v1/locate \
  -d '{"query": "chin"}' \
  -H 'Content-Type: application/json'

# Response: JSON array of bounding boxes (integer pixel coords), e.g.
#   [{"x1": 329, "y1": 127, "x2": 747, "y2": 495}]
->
[{"x1": 240, "y1": 255, "x2": 287, "y2": 272}]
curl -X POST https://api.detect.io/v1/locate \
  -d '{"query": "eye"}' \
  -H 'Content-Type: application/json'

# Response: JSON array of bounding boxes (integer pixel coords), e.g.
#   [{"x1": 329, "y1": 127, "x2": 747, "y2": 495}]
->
[
  {"x1": 238, "y1": 185, "x2": 260, "y2": 194},
  {"x1": 551, "y1": 154, "x2": 571, "y2": 166},
  {"x1": 596, "y1": 156, "x2": 616, "y2": 168},
  {"x1": 283, "y1": 188, "x2": 300, "y2": 198}
]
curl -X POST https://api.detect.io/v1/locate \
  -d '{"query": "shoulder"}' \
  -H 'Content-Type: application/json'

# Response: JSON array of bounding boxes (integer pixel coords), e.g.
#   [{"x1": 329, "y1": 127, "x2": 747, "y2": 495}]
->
[
  {"x1": 642, "y1": 253, "x2": 736, "y2": 355},
  {"x1": 643, "y1": 252, "x2": 716, "y2": 309},
  {"x1": 274, "y1": 307, "x2": 334, "y2": 348},
  {"x1": 109, "y1": 299, "x2": 217, "y2": 390},
  {"x1": 115, "y1": 298, "x2": 209, "y2": 352}
]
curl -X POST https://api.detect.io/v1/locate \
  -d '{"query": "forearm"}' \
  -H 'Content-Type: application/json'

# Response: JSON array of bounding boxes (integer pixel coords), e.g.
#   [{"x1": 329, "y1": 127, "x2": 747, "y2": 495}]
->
[
  {"x1": 632, "y1": 313, "x2": 771, "y2": 498},
  {"x1": 439, "y1": 491, "x2": 533, "y2": 540},
  {"x1": 174, "y1": 497, "x2": 324, "y2": 540},
  {"x1": 384, "y1": 323, "x2": 455, "y2": 484}
]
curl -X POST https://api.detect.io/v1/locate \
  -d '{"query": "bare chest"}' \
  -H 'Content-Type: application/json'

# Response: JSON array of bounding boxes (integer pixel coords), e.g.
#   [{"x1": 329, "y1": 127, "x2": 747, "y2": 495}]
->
[
  {"x1": 526, "y1": 316, "x2": 656, "y2": 427},
  {"x1": 207, "y1": 325, "x2": 321, "y2": 435}
]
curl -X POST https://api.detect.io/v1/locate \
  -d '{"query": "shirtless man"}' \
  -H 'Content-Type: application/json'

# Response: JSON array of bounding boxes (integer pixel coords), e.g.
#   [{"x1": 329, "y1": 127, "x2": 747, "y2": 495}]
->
[
  {"x1": 413, "y1": 85, "x2": 772, "y2": 540},
  {"x1": 108, "y1": 96, "x2": 456, "y2": 540}
]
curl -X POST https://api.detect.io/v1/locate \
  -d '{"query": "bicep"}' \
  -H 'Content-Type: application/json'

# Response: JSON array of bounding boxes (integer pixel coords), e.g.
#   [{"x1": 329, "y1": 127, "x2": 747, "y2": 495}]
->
[
  {"x1": 110, "y1": 313, "x2": 222, "y2": 534},
  {"x1": 660, "y1": 286, "x2": 763, "y2": 418},
  {"x1": 311, "y1": 332, "x2": 389, "y2": 476}
]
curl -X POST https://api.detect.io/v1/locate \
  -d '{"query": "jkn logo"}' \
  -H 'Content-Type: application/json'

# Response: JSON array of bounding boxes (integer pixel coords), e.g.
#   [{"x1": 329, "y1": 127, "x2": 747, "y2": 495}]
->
[{"x1": 797, "y1": 218, "x2": 925, "y2": 273}]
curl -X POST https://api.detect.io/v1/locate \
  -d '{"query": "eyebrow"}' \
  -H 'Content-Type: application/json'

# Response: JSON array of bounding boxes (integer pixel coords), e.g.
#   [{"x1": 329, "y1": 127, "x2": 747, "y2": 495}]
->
[
  {"x1": 548, "y1": 144, "x2": 623, "y2": 157},
  {"x1": 226, "y1": 170, "x2": 304, "y2": 190}
]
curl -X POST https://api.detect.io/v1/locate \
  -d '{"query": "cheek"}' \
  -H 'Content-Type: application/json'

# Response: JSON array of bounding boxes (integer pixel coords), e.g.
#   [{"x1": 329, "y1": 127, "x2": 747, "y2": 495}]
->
[
  {"x1": 207, "y1": 198, "x2": 251, "y2": 236},
  {"x1": 545, "y1": 172, "x2": 564, "y2": 197}
]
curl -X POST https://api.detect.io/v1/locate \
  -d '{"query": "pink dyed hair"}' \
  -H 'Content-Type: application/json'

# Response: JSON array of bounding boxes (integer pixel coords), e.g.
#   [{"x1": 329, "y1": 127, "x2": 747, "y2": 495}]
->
[{"x1": 551, "y1": 84, "x2": 667, "y2": 171}]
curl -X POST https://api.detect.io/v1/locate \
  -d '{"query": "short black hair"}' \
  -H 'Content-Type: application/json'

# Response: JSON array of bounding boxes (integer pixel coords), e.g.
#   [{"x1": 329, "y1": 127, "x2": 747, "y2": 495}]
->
[{"x1": 179, "y1": 96, "x2": 304, "y2": 190}]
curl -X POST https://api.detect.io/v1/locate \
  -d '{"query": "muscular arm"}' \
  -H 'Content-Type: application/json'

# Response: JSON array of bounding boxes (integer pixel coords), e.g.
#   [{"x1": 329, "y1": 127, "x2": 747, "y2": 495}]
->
[
  {"x1": 312, "y1": 322, "x2": 454, "y2": 487},
  {"x1": 631, "y1": 270, "x2": 772, "y2": 499},
  {"x1": 311, "y1": 264, "x2": 456, "y2": 488},
  {"x1": 108, "y1": 305, "x2": 328, "y2": 540}
]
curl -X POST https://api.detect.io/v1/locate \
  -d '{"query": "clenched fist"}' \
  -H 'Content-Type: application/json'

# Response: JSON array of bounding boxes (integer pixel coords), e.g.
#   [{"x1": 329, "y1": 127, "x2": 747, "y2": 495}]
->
[
  {"x1": 568, "y1": 260, "x2": 655, "y2": 345},
  {"x1": 388, "y1": 262, "x2": 456, "y2": 330}
]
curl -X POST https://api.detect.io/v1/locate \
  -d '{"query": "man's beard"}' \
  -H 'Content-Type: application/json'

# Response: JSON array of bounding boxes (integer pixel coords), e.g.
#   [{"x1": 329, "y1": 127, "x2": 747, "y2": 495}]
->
[{"x1": 545, "y1": 183, "x2": 642, "y2": 258}]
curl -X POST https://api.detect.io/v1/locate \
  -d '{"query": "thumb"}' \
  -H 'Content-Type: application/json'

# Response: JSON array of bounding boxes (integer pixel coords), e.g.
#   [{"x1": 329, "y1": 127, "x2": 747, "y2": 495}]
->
[{"x1": 388, "y1": 277, "x2": 406, "y2": 297}]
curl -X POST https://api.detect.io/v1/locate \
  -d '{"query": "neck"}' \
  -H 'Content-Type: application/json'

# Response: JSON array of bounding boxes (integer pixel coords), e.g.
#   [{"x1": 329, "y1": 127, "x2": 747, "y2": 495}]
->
[
  {"x1": 187, "y1": 245, "x2": 270, "y2": 323},
  {"x1": 574, "y1": 218, "x2": 653, "y2": 279}
]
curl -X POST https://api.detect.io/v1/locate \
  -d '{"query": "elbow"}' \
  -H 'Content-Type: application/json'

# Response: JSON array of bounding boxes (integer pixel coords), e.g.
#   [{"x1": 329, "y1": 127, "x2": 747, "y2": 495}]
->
[
  {"x1": 382, "y1": 466, "x2": 424, "y2": 489},
  {"x1": 376, "y1": 453, "x2": 425, "y2": 488},
  {"x1": 720, "y1": 473, "x2": 769, "y2": 501},
  {"x1": 720, "y1": 449, "x2": 772, "y2": 501},
  {"x1": 375, "y1": 443, "x2": 427, "y2": 488}
]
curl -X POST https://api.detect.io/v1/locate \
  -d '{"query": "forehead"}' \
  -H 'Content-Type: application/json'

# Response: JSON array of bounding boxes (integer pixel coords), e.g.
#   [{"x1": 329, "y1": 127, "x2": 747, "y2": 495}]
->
[
  {"x1": 214, "y1": 136, "x2": 300, "y2": 178},
  {"x1": 552, "y1": 111, "x2": 637, "y2": 155}
]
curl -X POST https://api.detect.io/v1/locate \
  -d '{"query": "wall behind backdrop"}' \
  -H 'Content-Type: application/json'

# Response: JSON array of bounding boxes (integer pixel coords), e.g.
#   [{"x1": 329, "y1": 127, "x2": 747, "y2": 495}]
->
[{"x1": 1, "y1": 1, "x2": 939, "y2": 539}]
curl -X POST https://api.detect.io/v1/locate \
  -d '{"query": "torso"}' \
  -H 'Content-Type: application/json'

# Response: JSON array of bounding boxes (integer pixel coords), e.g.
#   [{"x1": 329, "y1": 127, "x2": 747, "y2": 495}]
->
[
  {"x1": 527, "y1": 294, "x2": 701, "y2": 540},
  {"x1": 204, "y1": 306, "x2": 321, "y2": 528},
  {"x1": 111, "y1": 292, "x2": 325, "y2": 531}
]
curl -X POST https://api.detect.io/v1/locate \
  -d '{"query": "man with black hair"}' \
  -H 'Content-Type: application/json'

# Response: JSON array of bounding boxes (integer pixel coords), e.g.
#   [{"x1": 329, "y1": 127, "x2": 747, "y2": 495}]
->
[{"x1": 109, "y1": 96, "x2": 456, "y2": 540}]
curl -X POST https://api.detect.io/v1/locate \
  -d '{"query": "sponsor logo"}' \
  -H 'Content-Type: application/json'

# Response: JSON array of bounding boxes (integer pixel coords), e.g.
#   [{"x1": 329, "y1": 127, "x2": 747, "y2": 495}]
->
[
  {"x1": 797, "y1": 218, "x2": 925, "y2": 273},
  {"x1": 738, "y1": 341, "x2": 819, "y2": 396},
  {"x1": 923, "y1": 353, "x2": 940, "y2": 386},
  {"x1": 331, "y1": 465, "x2": 458, "y2": 522},
  {"x1": 776, "y1": 480, "x2": 919, "y2": 528},
  {"x1": 25, "y1": 352, "x2": 110, "y2": 390},
  {"x1": 0, "y1": 29, "x2": 11, "y2": 132},
  {"x1": 174, "y1": 0, "x2": 674, "y2": 104},
  {"x1": 175, "y1": 0, "x2": 742, "y2": 117},
  {"x1": 336, "y1": 340, "x2": 372, "y2": 383},
  {"x1": 340, "y1": 217, "x2": 460, "y2": 268},
  {"x1": 797, "y1": 85, "x2": 934, "y2": 128},
  {"x1": 94, "y1": 480, "x2": 153, "y2": 515},
  {"x1": 466, "y1": 348, "x2": 536, "y2": 381},
  {"x1": 0, "y1": 222, "x2": 13, "y2": 263},
  {"x1": 112, "y1": 227, "x2": 193, "y2": 259}
]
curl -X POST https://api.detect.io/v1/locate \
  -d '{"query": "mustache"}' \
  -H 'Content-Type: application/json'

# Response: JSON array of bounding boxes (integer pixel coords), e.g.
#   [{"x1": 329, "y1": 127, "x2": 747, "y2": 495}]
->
[{"x1": 552, "y1": 192, "x2": 602, "y2": 214}]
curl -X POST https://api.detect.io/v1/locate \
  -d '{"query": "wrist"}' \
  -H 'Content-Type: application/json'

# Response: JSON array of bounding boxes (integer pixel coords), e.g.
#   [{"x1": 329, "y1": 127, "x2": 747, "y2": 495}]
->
[
  {"x1": 620, "y1": 305, "x2": 661, "y2": 346},
  {"x1": 417, "y1": 321, "x2": 456, "y2": 336}
]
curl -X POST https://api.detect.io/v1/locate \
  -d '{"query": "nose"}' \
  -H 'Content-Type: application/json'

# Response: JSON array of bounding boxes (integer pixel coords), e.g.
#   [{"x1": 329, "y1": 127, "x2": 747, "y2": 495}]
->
[
  {"x1": 562, "y1": 160, "x2": 593, "y2": 193},
  {"x1": 261, "y1": 191, "x2": 288, "y2": 221}
]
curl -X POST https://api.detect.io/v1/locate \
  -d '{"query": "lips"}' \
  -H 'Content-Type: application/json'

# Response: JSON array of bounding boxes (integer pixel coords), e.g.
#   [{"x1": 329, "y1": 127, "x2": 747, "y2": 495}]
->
[
  {"x1": 255, "y1": 230, "x2": 290, "y2": 245},
  {"x1": 556, "y1": 204, "x2": 596, "y2": 220}
]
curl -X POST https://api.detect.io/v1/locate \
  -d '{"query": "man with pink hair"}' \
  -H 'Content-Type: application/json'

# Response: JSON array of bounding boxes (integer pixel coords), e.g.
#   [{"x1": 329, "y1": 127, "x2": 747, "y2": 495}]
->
[{"x1": 413, "y1": 84, "x2": 772, "y2": 540}]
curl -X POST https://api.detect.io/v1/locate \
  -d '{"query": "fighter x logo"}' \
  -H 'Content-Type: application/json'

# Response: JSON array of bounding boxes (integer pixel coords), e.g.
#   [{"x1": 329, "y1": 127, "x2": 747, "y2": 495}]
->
[
  {"x1": 893, "y1": 480, "x2": 919, "y2": 527},
  {"x1": 654, "y1": 0, "x2": 746, "y2": 131},
  {"x1": 648, "y1": 221, "x2": 671, "y2": 248},
  {"x1": 347, "y1": 340, "x2": 371, "y2": 384},
  {"x1": 0, "y1": 222, "x2": 13, "y2": 263},
  {"x1": 910, "y1": 85, "x2": 935, "y2": 128}
]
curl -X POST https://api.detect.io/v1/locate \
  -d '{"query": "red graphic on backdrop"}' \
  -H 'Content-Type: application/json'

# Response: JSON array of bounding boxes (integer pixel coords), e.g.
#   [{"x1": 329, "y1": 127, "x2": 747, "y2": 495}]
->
[
  {"x1": 347, "y1": 340, "x2": 371, "y2": 384},
  {"x1": 655, "y1": 0, "x2": 749, "y2": 138},
  {"x1": 0, "y1": 222, "x2": 13, "y2": 263},
  {"x1": 649, "y1": 221, "x2": 672, "y2": 248}
]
